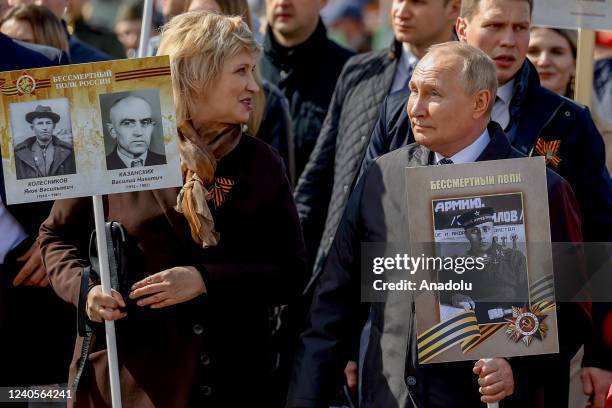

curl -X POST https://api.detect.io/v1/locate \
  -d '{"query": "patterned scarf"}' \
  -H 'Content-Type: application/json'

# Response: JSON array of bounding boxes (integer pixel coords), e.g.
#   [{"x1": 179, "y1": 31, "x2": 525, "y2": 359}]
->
[{"x1": 175, "y1": 121, "x2": 241, "y2": 248}]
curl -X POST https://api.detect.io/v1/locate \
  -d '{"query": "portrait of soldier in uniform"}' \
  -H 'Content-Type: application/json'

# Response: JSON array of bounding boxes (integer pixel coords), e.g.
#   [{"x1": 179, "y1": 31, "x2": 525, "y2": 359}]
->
[
  {"x1": 12, "y1": 103, "x2": 76, "y2": 180},
  {"x1": 439, "y1": 206, "x2": 529, "y2": 324},
  {"x1": 101, "y1": 91, "x2": 166, "y2": 170}
]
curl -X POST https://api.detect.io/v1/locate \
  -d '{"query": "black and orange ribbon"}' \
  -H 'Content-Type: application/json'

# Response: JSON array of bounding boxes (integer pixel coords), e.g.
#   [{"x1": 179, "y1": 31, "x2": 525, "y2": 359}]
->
[
  {"x1": 535, "y1": 138, "x2": 561, "y2": 168},
  {"x1": 210, "y1": 176, "x2": 235, "y2": 209}
]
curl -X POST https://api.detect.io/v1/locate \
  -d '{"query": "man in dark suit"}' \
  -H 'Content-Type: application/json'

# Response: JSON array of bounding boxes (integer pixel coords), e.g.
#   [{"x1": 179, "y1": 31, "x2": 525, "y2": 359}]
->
[
  {"x1": 359, "y1": 0, "x2": 612, "y2": 401},
  {"x1": 287, "y1": 42, "x2": 585, "y2": 408},
  {"x1": 105, "y1": 95, "x2": 166, "y2": 170},
  {"x1": 0, "y1": 31, "x2": 74, "y2": 388}
]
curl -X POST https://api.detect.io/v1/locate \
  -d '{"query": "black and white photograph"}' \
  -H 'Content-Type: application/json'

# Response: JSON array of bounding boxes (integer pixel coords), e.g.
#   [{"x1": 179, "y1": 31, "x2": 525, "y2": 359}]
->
[
  {"x1": 433, "y1": 193, "x2": 530, "y2": 324},
  {"x1": 99, "y1": 88, "x2": 167, "y2": 170},
  {"x1": 9, "y1": 98, "x2": 76, "y2": 180}
]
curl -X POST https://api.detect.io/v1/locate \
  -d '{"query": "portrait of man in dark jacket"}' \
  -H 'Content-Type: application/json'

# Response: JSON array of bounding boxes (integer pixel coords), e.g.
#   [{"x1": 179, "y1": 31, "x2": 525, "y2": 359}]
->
[
  {"x1": 13, "y1": 104, "x2": 76, "y2": 180},
  {"x1": 438, "y1": 207, "x2": 529, "y2": 324},
  {"x1": 103, "y1": 94, "x2": 166, "y2": 170}
]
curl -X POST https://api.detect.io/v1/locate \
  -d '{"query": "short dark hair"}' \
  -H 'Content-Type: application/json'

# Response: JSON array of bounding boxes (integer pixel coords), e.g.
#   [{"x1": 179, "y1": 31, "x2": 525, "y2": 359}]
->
[
  {"x1": 116, "y1": 0, "x2": 164, "y2": 30},
  {"x1": 460, "y1": 0, "x2": 533, "y2": 21}
]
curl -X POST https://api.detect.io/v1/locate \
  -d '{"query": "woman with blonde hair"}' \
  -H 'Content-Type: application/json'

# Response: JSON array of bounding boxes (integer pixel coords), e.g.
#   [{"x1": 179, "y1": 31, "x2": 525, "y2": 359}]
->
[
  {"x1": 185, "y1": 0, "x2": 296, "y2": 184},
  {"x1": 40, "y1": 11, "x2": 306, "y2": 407},
  {"x1": 1, "y1": 4, "x2": 69, "y2": 53}
]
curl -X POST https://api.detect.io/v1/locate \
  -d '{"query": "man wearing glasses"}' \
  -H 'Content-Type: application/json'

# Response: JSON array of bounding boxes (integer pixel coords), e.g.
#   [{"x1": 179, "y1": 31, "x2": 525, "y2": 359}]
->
[{"x1": 105, "y1": 95, "x2": 166, "y2": 170}]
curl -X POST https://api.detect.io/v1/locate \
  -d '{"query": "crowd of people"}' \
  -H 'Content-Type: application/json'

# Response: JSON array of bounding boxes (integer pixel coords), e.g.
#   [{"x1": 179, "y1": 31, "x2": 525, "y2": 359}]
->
[{"x1": 0, "y1": 0, "x2": 611, "y2": 407}]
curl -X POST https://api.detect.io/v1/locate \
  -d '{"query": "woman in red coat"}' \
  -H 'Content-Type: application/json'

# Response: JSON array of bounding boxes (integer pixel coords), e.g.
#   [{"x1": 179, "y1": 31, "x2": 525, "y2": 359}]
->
[{"x1": 40, "y1": 11, "x2": 307, "y2": 407}]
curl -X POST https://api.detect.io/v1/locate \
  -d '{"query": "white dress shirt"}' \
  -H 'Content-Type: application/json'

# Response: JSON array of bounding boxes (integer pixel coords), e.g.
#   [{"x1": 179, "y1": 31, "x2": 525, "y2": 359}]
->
[
  {"x1": 434, "y1": 127, "x2": 491, "y2": 165},
  {"x1": 491, "y1": 79, "x2": 514, "y2": 131},
  {"x1": 117, "y1": 148, "x2": 148, "y2": 168},
  {"x1": 390, "y1": 43, "x2": 419, "y2": 94}
]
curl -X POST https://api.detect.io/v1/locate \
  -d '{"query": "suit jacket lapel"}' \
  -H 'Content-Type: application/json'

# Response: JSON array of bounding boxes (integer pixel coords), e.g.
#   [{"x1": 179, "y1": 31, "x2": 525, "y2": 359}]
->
[
  {"x1": 476, "y1": 122, "x2": 515, "y2": 162},
  {"x1": 407, "y1": 144, "x2": 431, "y2": 167}
]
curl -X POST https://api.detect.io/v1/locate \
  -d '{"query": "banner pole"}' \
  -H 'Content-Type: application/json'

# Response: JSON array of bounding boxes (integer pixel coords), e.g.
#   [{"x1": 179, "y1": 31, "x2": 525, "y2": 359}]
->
[
  {"x1": 92, "y1": 195, "x2": 123, "y2": 408},
  {"x1": 574, "y1": 28, "x2": 595, "y2": 107},
  {"x1": 137, "y1": 0, "x2": 155, "y2": 58}
]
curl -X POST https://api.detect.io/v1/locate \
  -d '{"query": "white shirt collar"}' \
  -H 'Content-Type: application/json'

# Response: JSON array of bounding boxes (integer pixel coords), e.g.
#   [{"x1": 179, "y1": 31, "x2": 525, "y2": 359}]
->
[
  {"x1": 401, "y1": 43, "x2": 419, "y2": 70},
  {"x1": 434, "y1": 127, "x2": 491, "y2": 164},
  {"x1": 497, "y1": 79, "x2": 514, "y2": 105},
  {"x1": 117, "y1": 148, "x2": 148, "y2": 168},
  {"x1": 389, "y1": 43, "x2": 419, "y2": 93}
]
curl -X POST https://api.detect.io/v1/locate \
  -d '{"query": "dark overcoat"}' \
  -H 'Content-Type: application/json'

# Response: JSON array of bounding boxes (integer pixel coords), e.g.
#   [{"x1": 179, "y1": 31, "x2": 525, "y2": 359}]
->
[
  {"x1": 293, "y1": 40, "x2": 402, "y2": 275},
  {"x1": 287, "y1": 123, "x2": 585, "y2": 408},
  {"x1": 0, "y1": 32, "x2": 74, "y2": 388},
  {"x1": 40, "y1": 135, "x2": 308, "y2": 407},
  {"x1": 261, "y1": 20, "x2": 353, "y2": 178},
  {"x1": 14, "y1": 136, "x2": 76, "y2": 179}
]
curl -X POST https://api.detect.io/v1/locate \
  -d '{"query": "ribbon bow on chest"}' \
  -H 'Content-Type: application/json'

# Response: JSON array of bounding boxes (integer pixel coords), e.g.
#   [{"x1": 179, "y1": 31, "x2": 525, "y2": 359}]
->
[
  {"x1": 210, "y1": 176, "x2": 236, "y2": 210},
  {"x1": 175, "y1": 121, "x2": 242, "y2": 248},
  {"x1": 534, "y1": 138, "x2": 561, "y2": 168}
]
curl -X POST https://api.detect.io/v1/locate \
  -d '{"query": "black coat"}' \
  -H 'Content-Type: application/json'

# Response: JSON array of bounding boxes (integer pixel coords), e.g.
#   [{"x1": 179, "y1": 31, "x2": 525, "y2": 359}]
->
[
  {"x1": 363, "y1": 61, "x2": 612, "y2": 243},
  {"x1": 0, "y1": 32, "x2": 68, "y2": 72},
  {"x1": 287, "y1": 123, "x2": 586, "y2": 408},
  {"x1": 261, "y1": 20, "x2": 353, "y2": 178},
  {"x1": 293, "y1": 41, "x2": 402, "y2": 280},
  {"x1": 258, "y1": 80, "x2": 295, "y2": 185},
  {"x1": 40, "y1": 135, "x2": 308, "y2": 407},
  {"x1": 0, "y1": 32, "x2": 74, "y2": 387},
  {"x1": 105, "y1": 147, "x2": 167, "y2": 170},
  {"x1": 61, "y1": 20, "x2": 111, "y2": 63},
  {"x1": 594, "y1": 58, "x2": 612, "y2": 123},
  {"x1": 14, "y1": 136, "x2": 76, "y2": 179}
]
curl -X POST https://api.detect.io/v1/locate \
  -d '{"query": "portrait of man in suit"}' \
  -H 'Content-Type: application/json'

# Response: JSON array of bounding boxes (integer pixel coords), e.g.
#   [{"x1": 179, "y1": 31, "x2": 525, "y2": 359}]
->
[{"x1": 103, "y1": 93, "x2": 166, "y2": 170}]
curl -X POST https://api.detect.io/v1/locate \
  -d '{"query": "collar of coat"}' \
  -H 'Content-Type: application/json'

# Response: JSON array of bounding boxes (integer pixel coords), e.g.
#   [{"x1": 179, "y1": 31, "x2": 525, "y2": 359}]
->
[
  {"x1": 264, "y1": 19, "x2": 330, "y2": 66},
  {"x1": 505, "y1": 59, "x2": 568, "y2": 155},
  {"x1": 409, "y1": 121, "x2": 522, "y2": 166},
  {"x1": 387, "y1": 28, "x2": 458, "y2": 62},
  {"x1": 14, "y1": 135, "x2": 72, "y2": 171}
]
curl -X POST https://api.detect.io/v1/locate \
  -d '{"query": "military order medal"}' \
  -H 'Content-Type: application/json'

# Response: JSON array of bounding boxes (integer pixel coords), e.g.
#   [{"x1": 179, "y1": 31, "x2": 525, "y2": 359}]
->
[
  {"x1": 506, "y1": 305, "x2": 548, "y2": 346},
  {"x1": 15, "y1": 74, "x2": 36, "y2": 95}
]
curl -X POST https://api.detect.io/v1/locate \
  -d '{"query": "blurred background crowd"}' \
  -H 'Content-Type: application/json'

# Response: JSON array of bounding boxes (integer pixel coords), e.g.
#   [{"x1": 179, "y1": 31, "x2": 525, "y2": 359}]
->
[{"x1": 1, "y1": 0, "x2": 611, "y2": 148}]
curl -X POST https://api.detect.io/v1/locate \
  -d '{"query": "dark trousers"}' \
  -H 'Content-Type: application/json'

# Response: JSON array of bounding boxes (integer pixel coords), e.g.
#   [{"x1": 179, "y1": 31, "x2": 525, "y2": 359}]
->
[{"x1": 0, "y1": 240, "x2": 75, "y2": 387}]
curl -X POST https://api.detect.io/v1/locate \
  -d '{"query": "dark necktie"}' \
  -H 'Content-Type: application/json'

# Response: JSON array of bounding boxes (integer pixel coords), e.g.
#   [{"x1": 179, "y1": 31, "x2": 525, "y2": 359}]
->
[
  {"x1": 438, "y1": 158, "x2": 454, "y2": 165},
  {"x1": 131, "y1": 159, "x2": 144, "y2": 167}
]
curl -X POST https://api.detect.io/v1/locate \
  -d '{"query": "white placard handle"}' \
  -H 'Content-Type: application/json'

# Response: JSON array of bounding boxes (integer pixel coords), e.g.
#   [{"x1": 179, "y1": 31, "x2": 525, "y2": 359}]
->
[
  {"x1": 483, "y1": 358, "x2": 499, "y2": 408},
  {"x1": 92, "y1": 195, "x2": 123, "y2": 408}
]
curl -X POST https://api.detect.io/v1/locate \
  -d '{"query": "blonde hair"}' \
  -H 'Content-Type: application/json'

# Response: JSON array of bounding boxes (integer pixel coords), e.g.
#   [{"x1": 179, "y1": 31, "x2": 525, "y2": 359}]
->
[
  {"x1": 182, "y1": 0, "x2": 265, "y2": 135},
  {"x1": 1, "y1": 5, "x2": 69, "y2": 53},
  {"x1": 157, "y1": 11, "x2": 260, "y2": 128}
]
